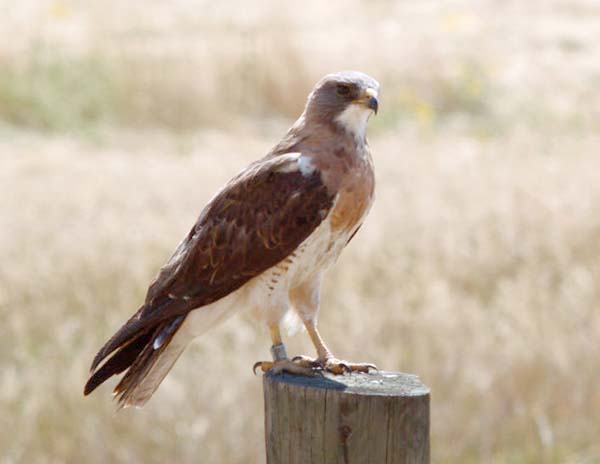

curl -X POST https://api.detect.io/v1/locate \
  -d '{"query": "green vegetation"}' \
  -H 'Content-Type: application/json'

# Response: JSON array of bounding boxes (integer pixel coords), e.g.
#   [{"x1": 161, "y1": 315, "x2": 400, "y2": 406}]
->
[{"x1": 0, "y1": 49, "x2": 117, "y2": 131}]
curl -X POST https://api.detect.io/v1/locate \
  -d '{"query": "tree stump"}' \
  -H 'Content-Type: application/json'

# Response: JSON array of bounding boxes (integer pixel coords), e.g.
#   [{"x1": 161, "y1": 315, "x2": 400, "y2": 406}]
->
[{"x1": 263, "y1": 371, "x2": 430, "y2": 464}]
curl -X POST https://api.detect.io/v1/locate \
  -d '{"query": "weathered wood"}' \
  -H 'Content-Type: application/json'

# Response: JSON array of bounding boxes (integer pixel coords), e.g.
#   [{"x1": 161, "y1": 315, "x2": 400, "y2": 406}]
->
[{"x1": 263, "y1": 371, "x2": 430, "y2": 464}]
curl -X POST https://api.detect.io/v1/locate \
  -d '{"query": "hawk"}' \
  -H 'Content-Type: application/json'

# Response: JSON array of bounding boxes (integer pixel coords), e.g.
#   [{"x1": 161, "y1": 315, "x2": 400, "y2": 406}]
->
[{"x1": 84, "y1": 71, "x2": 380, "y2": 408}]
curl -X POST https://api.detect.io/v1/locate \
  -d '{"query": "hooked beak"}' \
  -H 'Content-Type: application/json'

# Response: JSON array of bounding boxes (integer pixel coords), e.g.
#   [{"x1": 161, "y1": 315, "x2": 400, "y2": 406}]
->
[{"x1": 357, "y1": 87, "x2": 379, "y2": 115}]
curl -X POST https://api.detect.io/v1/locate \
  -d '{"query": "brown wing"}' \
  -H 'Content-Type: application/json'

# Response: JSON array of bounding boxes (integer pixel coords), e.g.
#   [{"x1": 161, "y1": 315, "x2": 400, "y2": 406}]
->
[
  {"x1": 89, "y1": 153, "x2": 334, "y2": 372},
  {"x1": 146, "y1": 153, "x2": 334, "y2": 310}
]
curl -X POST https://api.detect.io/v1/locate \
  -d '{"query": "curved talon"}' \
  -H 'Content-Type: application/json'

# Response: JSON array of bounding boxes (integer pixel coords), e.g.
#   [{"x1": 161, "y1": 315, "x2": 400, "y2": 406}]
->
[
  {"x1": 252, "y1": 361, "x2": 263, "y2": 375},
  {"x1": 350, "y1": 363, "x2": 377, "y2": 374},
  {"x1": 292, "y1": 355, "x2": 321, "y2": 369},
  {"x1": 252, "y1": 359, "x2": 316, "y2": 376},
  {"x1": 253, "y1": 361, "x2": 274, "y2": 375},
  {"x1": 320, "y1": 359, "x2": 378, "y2": 375},
  {"x1": 339, "y1": 362, "x2": 351, "y2": 374},
  {"x1": 364, "y1": 363, "x2": 378, "y2": 373}
]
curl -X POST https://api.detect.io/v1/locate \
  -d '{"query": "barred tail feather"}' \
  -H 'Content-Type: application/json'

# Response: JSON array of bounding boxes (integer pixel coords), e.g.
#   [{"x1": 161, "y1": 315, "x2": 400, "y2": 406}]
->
[
  {"x1": 83, "y1": 331, "x2": 153, "y2": 396},
  {"x1": 115, "y1": 333, "x2": 188, "y2": 409},
  {"x1": 89, "y1": 301, "x2": 173, "y2": 373},
  {"x1": 84, "y1": 315, "x2": 187, "y2": 408}
]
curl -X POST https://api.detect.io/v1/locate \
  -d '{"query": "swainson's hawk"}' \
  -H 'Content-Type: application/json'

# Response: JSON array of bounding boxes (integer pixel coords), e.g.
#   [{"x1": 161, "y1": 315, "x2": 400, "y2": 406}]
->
[{"x1": 84, "y1": 71, "x2": 380, "y2": 408}]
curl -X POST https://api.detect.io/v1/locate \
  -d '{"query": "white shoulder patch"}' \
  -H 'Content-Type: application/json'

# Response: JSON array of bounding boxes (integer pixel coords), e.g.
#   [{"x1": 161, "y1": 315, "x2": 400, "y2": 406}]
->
[
  {"x1": 274, "y1": 153, "x2": 316, "y2": 177},
  {"x1": 297, "y1": 155, "x2": 316, "y2": 177},
  {"x1": 274, "y1": 153, "x2": 302, "y2": 173},
  {"x1": 276, "y1": 162, "x2": 299, "y2": 173}
]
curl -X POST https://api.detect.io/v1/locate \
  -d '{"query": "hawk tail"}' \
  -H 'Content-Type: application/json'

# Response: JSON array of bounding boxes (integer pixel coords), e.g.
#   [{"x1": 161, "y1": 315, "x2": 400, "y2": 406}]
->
[
  {"x1": 84, "y1": 315, "x2": 187, "y2": 408},
  {"x1": 88, "y1": 301, "x2": 171, "y2": 374}
]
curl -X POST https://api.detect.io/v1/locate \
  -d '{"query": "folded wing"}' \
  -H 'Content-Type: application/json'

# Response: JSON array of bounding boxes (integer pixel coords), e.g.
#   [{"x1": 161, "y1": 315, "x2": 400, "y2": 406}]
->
[{"x1": 85, "y1": 153, "x2": 335, "y2": 399}]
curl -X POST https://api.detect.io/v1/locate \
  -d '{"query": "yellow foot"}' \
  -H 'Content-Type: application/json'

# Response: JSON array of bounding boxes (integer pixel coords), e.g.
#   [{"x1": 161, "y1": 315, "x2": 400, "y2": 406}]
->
[
  {"x1": 292, "y1": 355, "x2": 377, "y2": 375},
  {"x1": 253, "y1": 358, "x2": 316, "y2": 376}
]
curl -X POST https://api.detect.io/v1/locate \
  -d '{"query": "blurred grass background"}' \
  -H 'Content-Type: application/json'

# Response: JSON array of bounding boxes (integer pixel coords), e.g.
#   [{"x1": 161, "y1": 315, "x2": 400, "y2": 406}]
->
[{"x1": 1, "y1": 0, "x2": 600, "y2": 463}]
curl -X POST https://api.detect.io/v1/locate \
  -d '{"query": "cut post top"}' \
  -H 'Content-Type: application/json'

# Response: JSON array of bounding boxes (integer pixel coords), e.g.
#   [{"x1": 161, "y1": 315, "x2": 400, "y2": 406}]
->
[{"x1": 264, "y1": 370, "x2": 429, "y2": 397}]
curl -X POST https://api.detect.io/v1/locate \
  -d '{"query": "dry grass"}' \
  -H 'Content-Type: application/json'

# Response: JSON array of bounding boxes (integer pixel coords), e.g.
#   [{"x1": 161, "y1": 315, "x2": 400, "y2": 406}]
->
[{"x1": 1, "y1": 0, "x2": 600, "y2": 463}]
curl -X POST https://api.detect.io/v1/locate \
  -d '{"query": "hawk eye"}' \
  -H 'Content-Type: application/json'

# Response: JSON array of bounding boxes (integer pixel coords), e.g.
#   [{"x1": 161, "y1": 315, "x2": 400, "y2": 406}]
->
[{"x1": 336, "y1": 84, "x2": 351, "y2": 97}]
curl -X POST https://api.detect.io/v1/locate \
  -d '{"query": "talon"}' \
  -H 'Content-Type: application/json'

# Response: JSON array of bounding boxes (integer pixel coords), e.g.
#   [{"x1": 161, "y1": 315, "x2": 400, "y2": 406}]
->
[
  {"x1": 365, "y1": 363, "x2": 378, "y2": 373},
  {"x1": 317, "y1": 358, "x2": 379, "y2": 375},
  {"x1": 349, "y1": 363, "x2": 377, "y2": 373},
  {"x1": 253, "y1": 361, "x2": 274, "y2": 375},
  {"x1": 292, "y1": 355, "x2": 321, "y2": 369},
  {"x1": 252, "y1": 358, "x2": 316, "y2": 377},
  {"x1": 253, "y1": 361, "x2": 263, "y2": 375},
  {"x1": 339, "y1": 362, "x2": 351, "y2": 374}
]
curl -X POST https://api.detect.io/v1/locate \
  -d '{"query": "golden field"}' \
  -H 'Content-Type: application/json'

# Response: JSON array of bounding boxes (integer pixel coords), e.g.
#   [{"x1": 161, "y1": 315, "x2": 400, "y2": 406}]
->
[{"x1": 1, "y1": 1, "x2": 600, "y2": 462}]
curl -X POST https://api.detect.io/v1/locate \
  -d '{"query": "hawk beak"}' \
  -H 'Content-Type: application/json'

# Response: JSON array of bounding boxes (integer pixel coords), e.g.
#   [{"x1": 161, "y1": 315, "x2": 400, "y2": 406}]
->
[
  {"x1": 367, "y1": 95, "x2": 379, "y2": 114},
  {"x1": 358, "y1": 88, "x2": 379, "y2": 115}
]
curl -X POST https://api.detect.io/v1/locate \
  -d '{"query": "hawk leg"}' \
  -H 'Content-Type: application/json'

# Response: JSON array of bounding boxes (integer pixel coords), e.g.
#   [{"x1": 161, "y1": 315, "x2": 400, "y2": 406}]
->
[
  {"x1": 293, "y1": 319, "x2": 377, "y2": 375},
  {"x1": 253, "y1": 324, "x2": 315, "y2": 376}
]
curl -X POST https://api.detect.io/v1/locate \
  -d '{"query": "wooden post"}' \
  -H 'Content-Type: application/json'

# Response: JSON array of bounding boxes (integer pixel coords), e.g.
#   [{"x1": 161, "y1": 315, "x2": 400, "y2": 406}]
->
[{"x1": 263, "y1": 371, "x2": 430, "y2": 464}]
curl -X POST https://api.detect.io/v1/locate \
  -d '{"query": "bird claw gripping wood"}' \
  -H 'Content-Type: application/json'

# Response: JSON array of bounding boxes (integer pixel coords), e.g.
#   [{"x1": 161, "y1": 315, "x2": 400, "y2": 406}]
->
[
  {"x1": 253, "y1": 344, "x2": 316, "y2": 376},
  {"x1": 292, "y1": 355, "x2": 378, "y2": 375}
]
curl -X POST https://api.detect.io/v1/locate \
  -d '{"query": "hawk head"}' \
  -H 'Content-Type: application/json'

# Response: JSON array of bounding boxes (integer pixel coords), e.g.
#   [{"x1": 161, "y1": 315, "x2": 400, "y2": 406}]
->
[{"x1": 305, "y1": 71, "x2": 380, "y2": 141}]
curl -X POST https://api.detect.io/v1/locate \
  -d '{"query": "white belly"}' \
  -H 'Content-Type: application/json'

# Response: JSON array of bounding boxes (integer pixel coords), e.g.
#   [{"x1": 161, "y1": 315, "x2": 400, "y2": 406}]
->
[{"x1": 244, "y1": 214, "x2": 351, "y2": 324}]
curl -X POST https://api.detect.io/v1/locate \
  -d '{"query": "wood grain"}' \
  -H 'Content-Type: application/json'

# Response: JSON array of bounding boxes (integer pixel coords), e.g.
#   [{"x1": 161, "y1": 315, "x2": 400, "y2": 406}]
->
[{"x1": 263, "y1": 371, "x2": 430, "y2": 464}]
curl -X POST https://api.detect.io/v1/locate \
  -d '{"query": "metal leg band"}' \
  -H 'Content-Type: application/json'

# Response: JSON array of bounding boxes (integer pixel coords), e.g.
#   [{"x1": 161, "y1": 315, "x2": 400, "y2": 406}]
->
[{"x1": 270, "y1": 343, "x2": 287, "y2": 362}]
